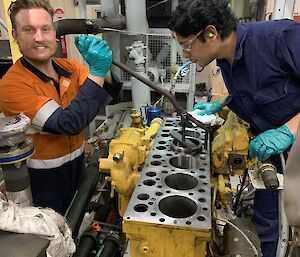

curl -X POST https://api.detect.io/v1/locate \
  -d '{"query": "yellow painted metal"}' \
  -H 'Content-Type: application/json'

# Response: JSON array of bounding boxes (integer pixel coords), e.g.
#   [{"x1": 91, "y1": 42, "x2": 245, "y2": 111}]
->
[
  {"x1": 123, "y1": 220, "x2": 210, "y2": 257},
  {"x1": 99, "y1": 118, "x2": 163, "y2": 216},
  {"x1": 3, "y1": 0, "x2": 22, "y2": 62},
  {"x1": 131, "y1": 110, "x2": 144, "y2": 129},
  {"x1": 217, "y1": 174, "x2": 231, "y2": 204},
  {"x1": 211, "y1": 111, "x2": 250, "y2": 174},
  {"x1": 141, "y1": 117, "x2": 163, "y2": 149}
]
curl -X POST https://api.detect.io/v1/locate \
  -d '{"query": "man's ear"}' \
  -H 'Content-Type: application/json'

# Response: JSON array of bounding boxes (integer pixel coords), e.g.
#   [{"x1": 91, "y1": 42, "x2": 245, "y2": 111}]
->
[{"x1": 12, "y1": 28, "x2": 17, "y2": 41}]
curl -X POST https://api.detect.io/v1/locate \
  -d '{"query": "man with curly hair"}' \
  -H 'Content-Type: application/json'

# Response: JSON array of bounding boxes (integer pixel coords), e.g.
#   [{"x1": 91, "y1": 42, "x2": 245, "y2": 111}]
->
[{"x1": 169, "y1": 0, "x2": 300, "y2": 256}]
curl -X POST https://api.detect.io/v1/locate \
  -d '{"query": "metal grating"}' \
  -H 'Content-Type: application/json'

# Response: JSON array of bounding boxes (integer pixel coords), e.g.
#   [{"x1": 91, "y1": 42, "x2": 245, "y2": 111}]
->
[{"x1": 119, "y1": 33, "x2": 190, "y2": 85}]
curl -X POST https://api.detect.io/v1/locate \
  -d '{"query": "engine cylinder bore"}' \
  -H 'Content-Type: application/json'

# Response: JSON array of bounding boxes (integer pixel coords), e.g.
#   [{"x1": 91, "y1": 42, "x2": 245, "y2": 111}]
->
[
  {"x1": 165, "y1": 173, "x2": 198, "y2": 190},
  {"x1": 170, "y1": 130, "x2": 202, "y2": 153},
  {"x1": 169, "y1": 156, "x2": 201, "y2": 169},
  {"x1": 158, "y1": 195, "x2": 197, "y2": 218}
]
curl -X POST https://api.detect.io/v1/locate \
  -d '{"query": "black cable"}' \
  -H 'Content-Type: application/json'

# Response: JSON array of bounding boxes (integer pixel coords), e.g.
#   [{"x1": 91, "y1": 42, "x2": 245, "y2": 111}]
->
[{"x1": 233, "y1": 169, "x2": 248, "y2": 215}]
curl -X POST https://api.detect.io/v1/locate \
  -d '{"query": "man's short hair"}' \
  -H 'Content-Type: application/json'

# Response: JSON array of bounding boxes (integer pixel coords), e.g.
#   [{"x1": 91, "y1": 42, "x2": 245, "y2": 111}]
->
[{"x1": 8, "y1": 0, "x2": 54, "y2": 29}]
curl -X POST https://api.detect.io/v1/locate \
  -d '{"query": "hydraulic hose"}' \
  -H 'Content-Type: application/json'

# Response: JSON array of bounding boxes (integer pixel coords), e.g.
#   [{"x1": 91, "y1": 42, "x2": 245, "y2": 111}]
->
[
  {"x1": 65, "y1": 151, "x2": 100, "y2": 239},
  {"x1": 53, "y1": 18, "x2": 211, "y2": 132},
  {"x1": 54, "y1": 17, "x2": 126, "y2": 38}
]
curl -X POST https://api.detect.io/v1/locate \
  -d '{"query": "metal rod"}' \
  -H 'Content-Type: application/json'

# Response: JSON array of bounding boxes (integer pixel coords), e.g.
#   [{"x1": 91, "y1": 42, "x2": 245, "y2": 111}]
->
[{"x1": 112, "y1": 60, "x2": 183, "y2": 112}]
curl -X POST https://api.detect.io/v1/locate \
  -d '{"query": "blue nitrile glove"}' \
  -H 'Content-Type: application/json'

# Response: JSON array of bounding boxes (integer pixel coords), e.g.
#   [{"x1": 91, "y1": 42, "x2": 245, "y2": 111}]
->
[
  {"x1": 193, "y1": 101, "x2": 222, "y2": 115},
  {"x1": 74, "y1": 34, "x2": 112, "y2": 78},
  {"x1": 249, "y1": 125, "x2": 295, "y2": 161}
]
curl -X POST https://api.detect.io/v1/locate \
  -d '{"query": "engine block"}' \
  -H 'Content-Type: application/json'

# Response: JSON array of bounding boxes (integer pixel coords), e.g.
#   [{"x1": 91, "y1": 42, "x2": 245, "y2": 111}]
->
[{"x1": 123, "y1": 117, "x2": 211, "y2": 257}]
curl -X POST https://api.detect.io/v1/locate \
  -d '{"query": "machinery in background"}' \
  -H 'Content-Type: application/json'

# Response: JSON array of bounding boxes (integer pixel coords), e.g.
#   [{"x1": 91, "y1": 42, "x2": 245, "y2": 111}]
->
[{"x1": 0, "y1": 113, "x2": 34, "y2": 207}]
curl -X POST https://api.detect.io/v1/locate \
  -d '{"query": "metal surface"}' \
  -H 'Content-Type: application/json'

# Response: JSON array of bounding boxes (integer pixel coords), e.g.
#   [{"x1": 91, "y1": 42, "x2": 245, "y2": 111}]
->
[
  {"x1": 99, "y1": 118, "x2": 163, "y2": 216},
  {"x1": 123, "y1": 117, "x2": 211, "y2": 257},
  {"x1": 124, "y1": 116, "x2": 211, "y2": 229},
  {"x1": 0, "y1": 231, "x2": 48, "y2": 257}
]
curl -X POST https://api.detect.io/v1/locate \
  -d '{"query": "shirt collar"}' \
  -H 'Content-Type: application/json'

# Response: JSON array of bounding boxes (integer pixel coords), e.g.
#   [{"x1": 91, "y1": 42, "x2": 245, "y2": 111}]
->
[
  {"x1": 20, "y1": 57, "x2": 71, "y2": 82},
  {"x1": 233, "y1": 23, "x2": 247, "y2": 61},
  {"x1": 216, "y1": 23, "x2": 246, "y2": 68}
]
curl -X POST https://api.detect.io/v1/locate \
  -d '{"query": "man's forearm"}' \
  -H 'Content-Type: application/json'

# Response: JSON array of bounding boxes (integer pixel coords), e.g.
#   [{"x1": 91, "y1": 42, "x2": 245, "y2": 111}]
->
[
  {"x1": 88, "y1": 74, "x2": 105, "y2": 87},
  {"x1": 285, "y1": 112, "x2": 300, "y2": 136}
]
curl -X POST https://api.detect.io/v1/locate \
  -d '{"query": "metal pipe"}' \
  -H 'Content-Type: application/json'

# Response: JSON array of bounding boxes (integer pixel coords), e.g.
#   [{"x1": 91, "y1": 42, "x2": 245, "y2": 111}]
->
[
  {"x1": 54, "y1": 18, "x2": 126, "y2": 38},
  {"x1": 99, "y1": 233, "x2": 120, "y2": 257},
  {"x1": 112, "y1": 60, "x2": 183, "y2": 112},
  {"x1": 125, "y1": 0, "x2": 148, "y2": 33},
  {"x1": 73, "y1": 232, "x2": 97, "y2": 257},
  {"x1": 112, "y1": 60, "x2": 212, "y2": 133},
  {"x1": 276, "y1": 154, "x2": 289, "y2": 257},
  {"x1": 65, "y1": 151, "x2": 100, "y2": 239}
]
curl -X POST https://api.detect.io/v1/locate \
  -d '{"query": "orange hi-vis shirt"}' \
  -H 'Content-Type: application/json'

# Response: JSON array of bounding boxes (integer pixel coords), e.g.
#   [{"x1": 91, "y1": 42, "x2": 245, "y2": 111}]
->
[{"x1": 0, "y1": 57, "x2": 92, "y2": 169}]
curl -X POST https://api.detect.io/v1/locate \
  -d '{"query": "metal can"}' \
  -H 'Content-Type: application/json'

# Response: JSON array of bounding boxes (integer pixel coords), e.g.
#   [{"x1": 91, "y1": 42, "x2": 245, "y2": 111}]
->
[{"x1": 146, "y1": 106, "x2": 161, "y2": 126}]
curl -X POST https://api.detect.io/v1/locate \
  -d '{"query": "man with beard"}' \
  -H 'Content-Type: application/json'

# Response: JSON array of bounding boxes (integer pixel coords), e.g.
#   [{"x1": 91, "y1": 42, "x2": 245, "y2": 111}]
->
[{"x1": 0, "y1": 0, "x2": 120, "y2": 215}]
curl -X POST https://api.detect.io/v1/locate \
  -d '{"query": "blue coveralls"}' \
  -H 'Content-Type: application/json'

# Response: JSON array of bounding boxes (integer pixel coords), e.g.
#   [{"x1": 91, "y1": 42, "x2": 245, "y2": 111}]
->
[{"x1": 217, "y1": 19, "x2": 300, "y2": 257}]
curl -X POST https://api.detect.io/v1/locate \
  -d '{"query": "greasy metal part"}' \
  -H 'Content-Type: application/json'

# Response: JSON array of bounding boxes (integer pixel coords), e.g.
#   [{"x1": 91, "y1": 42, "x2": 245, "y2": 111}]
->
[
  {"x1": 99, "y1": 118, "x2": 163, "y2": 216},
  {"x1": 94, "y1": 111, "x2": 123, "y2": 140},
  {"x1": 0, "y1": 114, "x2": 34, "y2": 207},
  {"x1": 123, "y1": 117, "x2": 211, "y2": 257},
  {"x1": 0, "y1": 138, "x2": 34, "y2": 162},
  {"x1": 211, "y1": 111, "x2": 250, "y2": 174},
  {"x1": 223, "y1": 218, "x2": 262, "y2": 257},
  {"x1": 99, "y1": 233, "x2": 120, "y2": 257},
  {"x1": 277, "y1": 153, "x2": 289, "y2": 257},
  {"x1": 54, "y1": 18, "x2": 126, "y2": 38},
  {"x1": 257, "y1": 162, "x2": 279, "y2": 191},
  {"x1": 2, "y1": 162, "x2": 33, "y2": 206},
  {"x1": 170, "y1": 129, "x2": 202, "y2": 154}
]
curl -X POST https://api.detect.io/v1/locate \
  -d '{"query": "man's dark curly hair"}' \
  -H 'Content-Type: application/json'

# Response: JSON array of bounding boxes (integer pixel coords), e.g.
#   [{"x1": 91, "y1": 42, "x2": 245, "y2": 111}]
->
[{"x1": 169, "y1": 0, "x2": 237, "y2": 41}]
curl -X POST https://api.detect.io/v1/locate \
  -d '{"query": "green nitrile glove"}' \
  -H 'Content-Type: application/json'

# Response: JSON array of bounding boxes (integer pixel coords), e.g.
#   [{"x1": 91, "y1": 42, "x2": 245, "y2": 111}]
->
[
  {"x1": 193, "y1": 101, "x2": 222, "y2": 115},
  {"x1": 74, "y1": 34, "x2": 112, "y2": 78},
  {"x1": 249, "y1": 125, "x2": 295, "y2": 161}
]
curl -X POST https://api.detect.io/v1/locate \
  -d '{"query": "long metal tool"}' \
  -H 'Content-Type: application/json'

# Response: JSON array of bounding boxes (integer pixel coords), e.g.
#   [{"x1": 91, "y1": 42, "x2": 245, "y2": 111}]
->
[{"x1": 112, "y1": 60, "x2": 212, "y2": 133}]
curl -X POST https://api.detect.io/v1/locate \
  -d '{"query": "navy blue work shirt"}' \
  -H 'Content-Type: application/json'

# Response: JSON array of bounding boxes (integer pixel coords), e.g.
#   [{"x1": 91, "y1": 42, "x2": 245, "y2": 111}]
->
[{"x1": 217, "y1": 19, "x2": 300, "y2": 134}]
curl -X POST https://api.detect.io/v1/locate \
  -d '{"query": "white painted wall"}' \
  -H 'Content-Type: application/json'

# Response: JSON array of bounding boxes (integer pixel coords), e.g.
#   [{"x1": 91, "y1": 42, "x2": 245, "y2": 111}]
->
[
  {"x1": 0, "y1": 0, "x2": 9, "y2": 39},
  {"x1": 266, "y1": 0, "x2": 300, "y2": 16},
  {"x1": 50, "y1": 0, "x2": 84, "y2": 63}
]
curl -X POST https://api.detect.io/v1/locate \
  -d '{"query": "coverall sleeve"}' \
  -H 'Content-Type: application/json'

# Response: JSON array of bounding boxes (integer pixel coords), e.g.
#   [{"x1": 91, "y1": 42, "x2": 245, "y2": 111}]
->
[
  {"x1": 43, "y1": 78, "x2": 112, "y2": 135},
  {"x1": 277, "y1": 22, "x2": 300, "y2": 79}
]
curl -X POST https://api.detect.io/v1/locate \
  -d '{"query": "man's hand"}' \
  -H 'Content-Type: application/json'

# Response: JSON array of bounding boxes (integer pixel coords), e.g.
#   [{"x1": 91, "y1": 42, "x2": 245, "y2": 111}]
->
[
  {"x1": 249, "y1": 125, "x2": 295, "y2": 161},
  {"x1": 74, "y1": 35, "x2": 112, "y2": 78},
  {"x1": 193, "y1": 101, "x2": 222, "y2": 115}
]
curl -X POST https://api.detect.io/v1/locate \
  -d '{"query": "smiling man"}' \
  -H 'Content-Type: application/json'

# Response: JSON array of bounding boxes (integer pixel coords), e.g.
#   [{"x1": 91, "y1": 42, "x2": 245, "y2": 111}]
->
[
  {"x1": 0, "y1": 0, "x2": 120, "y2": 215},
  {"x1": 169, "y1": 1, "x2": 300, "y2": 257}
]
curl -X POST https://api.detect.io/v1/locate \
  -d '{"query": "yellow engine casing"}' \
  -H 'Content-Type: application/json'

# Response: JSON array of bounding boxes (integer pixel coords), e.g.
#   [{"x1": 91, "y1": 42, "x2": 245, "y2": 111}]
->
[
  {"x1": 123, "y1": 220, "x2": 210, "y2": 257},
  {"x1": 99, "y1": 118, "x2": 162, "y2": 216},
  {"x1": 211, "y1": 111, "x2": 250, "y2": 175}
]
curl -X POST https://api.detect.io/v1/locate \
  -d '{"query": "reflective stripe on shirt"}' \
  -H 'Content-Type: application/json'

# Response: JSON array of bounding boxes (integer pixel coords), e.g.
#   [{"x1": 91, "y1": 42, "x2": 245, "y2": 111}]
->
[
  {"x1": 26, "y1": 143, "x2": 84, "y2": 169},
  {"x1": 32, "y1": 99, "x2": 60, "y2": 129}
]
